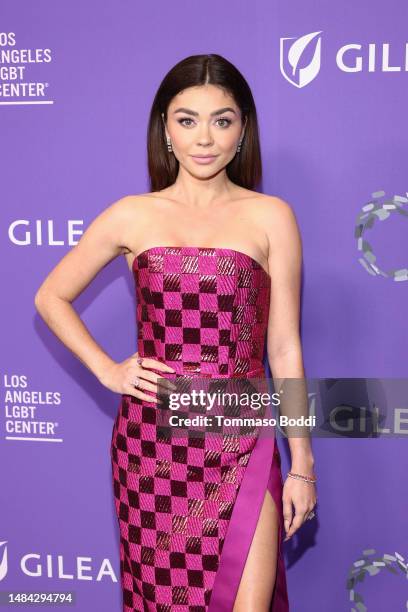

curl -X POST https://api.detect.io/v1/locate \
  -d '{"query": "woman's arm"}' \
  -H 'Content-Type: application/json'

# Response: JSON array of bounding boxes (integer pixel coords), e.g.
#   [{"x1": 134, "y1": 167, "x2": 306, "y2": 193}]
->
[
  {"x1": 34, "y1": 195, "x2": 132, "y2": 381},
  {"x1": 34, "y1": 195, "x2": 175, "y2": 400},
  {"x1": 264, "y1": 196, "x2": 314, "y2": 471},
  {"x1": 263, "y1": 196, "x2": 317, "y2": 541}
]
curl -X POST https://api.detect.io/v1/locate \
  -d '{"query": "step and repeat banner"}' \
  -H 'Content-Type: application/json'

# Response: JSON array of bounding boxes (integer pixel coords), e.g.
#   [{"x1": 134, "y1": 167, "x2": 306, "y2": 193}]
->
[{"x1": 1, "y1": 1, "x2": 407, "y2": 610}]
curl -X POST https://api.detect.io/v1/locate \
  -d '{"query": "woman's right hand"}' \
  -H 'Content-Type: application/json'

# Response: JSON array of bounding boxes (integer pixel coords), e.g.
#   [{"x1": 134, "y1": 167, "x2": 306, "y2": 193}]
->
[{"x1": 99, "y1": 351, "x2": 176, "y2": 403}]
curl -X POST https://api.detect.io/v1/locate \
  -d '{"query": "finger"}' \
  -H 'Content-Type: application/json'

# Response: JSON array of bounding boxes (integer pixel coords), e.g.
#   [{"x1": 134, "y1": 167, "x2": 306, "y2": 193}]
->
[
  {"x1": 131, "y1": 374, "x2": 176, "y2": 400},
  {"x1": 124, "y1": 382, "x2": 159, "y2": 404},
  {"x1": 127, "y1": 372, "x2": 173, "y2": 403},
  {"x1": 156, "y1": 378, "x2": 178, "y2": 396},
  {"x1": 143, "y1": 379, "x2": 176, "y2": 400},
  {"x1": 285, "y1": 512, "x2": 306, "y2": 539},
  {"x1": 282, "y1": 499, "x2": 293, "y2": 538},
  {"x1": 136, "y1": 356, "x2": 175, "y2": 373},
  {"x1": 134, "y1": 368, "x2": 177, "y2": 391},
  {"x1": 306, "y1": 504, "x2": 317, "y2": 521},
  {"x1": 131, "y1": 376, "x2": 158, "y2": 395}
]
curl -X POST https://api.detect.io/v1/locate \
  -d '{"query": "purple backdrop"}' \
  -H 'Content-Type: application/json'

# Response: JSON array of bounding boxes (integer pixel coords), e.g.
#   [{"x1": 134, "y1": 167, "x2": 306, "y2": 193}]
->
[{"x1": 1, "y1": 1, "x2": 407, "y2": 610}]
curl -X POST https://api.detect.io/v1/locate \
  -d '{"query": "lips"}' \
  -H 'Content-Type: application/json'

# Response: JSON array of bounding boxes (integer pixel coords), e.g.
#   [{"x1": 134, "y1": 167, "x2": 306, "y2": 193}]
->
[{"x1": 190, "y1": 155, "x2": 218, "y2": 164}]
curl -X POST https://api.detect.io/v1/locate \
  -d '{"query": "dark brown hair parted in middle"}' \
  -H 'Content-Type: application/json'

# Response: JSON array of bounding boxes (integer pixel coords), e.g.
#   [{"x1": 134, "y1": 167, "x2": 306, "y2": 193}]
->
[{"x1": 147, "y1": 54, "x2": 262, "y2": 192}]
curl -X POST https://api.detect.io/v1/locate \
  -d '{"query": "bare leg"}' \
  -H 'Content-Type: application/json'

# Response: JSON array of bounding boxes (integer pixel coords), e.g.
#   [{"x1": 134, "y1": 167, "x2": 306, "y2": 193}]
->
[{"x1": 232, "y1": 488, "x2": 279, "y2": 612}]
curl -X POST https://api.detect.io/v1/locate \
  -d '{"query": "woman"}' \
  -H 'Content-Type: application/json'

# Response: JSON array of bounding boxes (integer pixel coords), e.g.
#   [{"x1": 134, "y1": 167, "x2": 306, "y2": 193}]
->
[{"x1": 35, "y1": 53, "x2": 317, "y2": 611}]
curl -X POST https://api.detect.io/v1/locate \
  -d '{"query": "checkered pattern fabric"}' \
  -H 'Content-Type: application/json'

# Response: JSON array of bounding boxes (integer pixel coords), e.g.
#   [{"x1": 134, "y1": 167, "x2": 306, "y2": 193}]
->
[{"x1": 111, "y1": 246, "x2": 272, "y2": 611}]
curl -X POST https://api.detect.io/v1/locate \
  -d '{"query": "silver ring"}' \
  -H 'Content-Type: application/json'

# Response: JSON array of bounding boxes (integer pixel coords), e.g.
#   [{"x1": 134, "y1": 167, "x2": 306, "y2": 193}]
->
[
  {"x1": 307, "y1": 510, "x2": 315, "y2": 521},
  {"x1": 133, "y1": 377, "x2": 140, "y2": 389},
  {"x1": 136, "y1": 356, "x2": 144, "y2": 366}
]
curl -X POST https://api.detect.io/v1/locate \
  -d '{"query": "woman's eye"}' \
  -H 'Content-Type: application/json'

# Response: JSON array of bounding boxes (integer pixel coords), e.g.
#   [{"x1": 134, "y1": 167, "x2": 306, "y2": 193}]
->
[
  {"x1": 216, "y1": 118, "x2": 232, "y2": 128},
  {"x1": 177, "y1": 117, "x2": 232, "y2": 128},
  {"x1": 178, "y1": 118, "x2": 195, "y2": 127}
]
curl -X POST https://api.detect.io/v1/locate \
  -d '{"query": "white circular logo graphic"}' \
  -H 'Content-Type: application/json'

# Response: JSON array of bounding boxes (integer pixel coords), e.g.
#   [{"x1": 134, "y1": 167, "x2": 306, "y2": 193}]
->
[{"x1": 355, "y1": 190, "x2": 408, "y2": 281}]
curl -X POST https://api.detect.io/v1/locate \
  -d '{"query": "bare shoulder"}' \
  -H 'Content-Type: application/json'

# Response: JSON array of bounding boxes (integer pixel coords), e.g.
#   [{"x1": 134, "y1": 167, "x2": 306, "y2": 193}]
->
[
  {"x1": 251, "y1": 193, "x2": 297, "y2": 222},
  {"x1": 99, "y1": 193, "x2": 153, "y2": 222},
  {"x1": 96, "y1": 192, "x2": 157, "y2": 241},
  {"x1": 238, "y1": 190, "x2": 295, "y2": 222},
  {"x1": 71, "y1": 192, "x2": 155, "y2": 261},
  {"x1": 252, "y1": 194, "x2": 302, "y2": 252},
  {"x1": 116, "y1": 191, "x2": 167, "y2": 220}
]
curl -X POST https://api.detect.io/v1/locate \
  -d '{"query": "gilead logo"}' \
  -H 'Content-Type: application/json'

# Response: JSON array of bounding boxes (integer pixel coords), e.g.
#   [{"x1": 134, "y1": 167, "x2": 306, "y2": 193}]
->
[
  {"x1": 280, "y1": 31, "x2": 322, "y2": 88},
  {"x1": 280, "y1": 31, "x2": 408, "y2": 87},
  {"x1": 0, "y1": 541, "x2": 117, "y2": 582}
]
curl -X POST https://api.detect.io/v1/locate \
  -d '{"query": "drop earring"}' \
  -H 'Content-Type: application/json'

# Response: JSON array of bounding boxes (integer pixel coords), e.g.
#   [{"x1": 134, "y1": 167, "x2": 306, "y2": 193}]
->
[
  {"x1": 161, "y1": 112, "x2": 173, "y2": 153},
  {"x1": 236, "y1": 138, "x2": 243, "y2": 153}
]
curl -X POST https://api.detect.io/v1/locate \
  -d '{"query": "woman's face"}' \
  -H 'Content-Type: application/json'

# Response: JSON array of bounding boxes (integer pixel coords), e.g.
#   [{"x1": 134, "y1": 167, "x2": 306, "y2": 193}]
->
[{"x1": 163, "y1": 84, "x2": 246, "y2": 177}]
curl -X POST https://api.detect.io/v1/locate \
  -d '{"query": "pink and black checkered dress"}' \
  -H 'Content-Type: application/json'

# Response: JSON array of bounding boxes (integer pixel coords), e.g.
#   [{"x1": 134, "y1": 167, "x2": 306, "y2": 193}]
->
[{"x1": 110, "y1": 246, "x2": 289, "y2": 611}]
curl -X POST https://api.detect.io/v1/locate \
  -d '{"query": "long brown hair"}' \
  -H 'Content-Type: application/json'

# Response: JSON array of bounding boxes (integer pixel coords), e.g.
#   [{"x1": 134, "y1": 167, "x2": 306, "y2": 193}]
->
[{"x1": 147, "y1": 54, "x2": 262, "y2": 192}]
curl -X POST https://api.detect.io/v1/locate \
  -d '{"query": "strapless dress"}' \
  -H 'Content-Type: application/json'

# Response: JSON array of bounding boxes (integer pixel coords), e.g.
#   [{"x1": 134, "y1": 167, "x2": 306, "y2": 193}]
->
[{"x1": 110, "y1": 246, "x2": 289, "y2": 611}]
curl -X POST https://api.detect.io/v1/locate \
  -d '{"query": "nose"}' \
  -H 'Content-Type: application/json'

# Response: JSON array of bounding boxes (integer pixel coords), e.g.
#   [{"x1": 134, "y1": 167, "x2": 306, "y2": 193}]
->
[{"x1": 196, "y1": 124, "x2": 214, "y2": 146}]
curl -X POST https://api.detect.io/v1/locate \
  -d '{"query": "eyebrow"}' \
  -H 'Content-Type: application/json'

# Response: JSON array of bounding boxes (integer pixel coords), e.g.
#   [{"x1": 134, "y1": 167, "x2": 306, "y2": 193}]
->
[{"x1": 173, "y1": 107, "x2": 237, "y2": 117}]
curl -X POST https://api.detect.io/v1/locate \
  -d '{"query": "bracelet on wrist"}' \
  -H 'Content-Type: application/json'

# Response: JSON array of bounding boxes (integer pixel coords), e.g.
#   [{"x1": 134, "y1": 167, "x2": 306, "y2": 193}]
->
[{"x1": 286, "y1": 471, "x2": 317, "y2": 484}]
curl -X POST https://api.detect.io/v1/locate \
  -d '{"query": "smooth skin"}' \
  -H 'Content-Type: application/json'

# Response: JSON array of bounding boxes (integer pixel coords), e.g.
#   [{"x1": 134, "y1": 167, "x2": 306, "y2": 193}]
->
[
  {"x1": 35, "y1": 83, "x2": 316, "y2": 611},
  {"x1": 233, "y1": 489, "x2": 279, "y2": 611}
]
